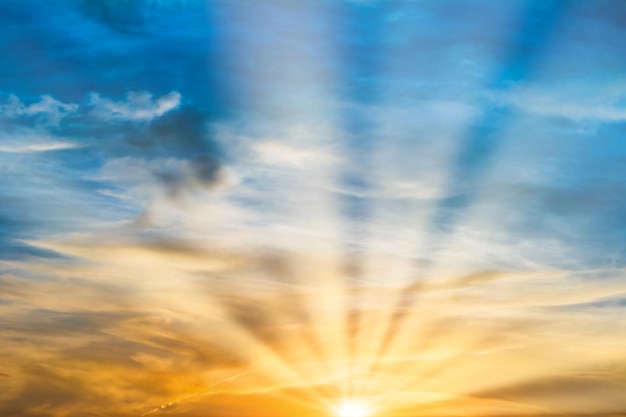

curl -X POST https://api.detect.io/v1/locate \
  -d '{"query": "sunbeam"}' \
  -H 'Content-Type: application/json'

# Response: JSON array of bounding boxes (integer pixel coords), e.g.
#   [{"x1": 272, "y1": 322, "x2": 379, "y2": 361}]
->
[{"x1": 1, "y1": 1, "x2": 626, "y2": 417}]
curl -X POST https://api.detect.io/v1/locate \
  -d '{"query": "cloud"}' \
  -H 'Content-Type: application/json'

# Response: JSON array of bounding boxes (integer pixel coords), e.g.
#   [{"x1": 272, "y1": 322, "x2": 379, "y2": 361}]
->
[
  {"x1": 0, "y1": 94, "x2": 79, "y2": 154},
  {"x1": 1, "y1": 91, "x2": 182, "y2": 125},
  {"x1": 122, "y1": 107, "x2": 214, "y2": 157},
  {"x1": 252, "y1": 140, "x2": 340, "y2": 168},
  {"x1": 0, "y1": 236, "x2": 333, "y2": 416},
  {"x1": 4, "y1": 229, "x2": 626, "y2": 417},
  {"x1": 89, "y1": 91, "x2": 182, "y2": 121},
  {"x1": 475, "y1": 373, "x2": 626, "y2": 415},
  {"x1": 0, "y1": 95, "x2": 78, "y2": 126},
  {"x1": 0, "y1": 141, "x2": 78, "y2": 153},
  {"x1": 99, "y1": 154, "x2": 223, "y2": 206},
  {"x1": 0, "y1": 90, "x2": 183, "y2": 129},
  {"x1": 0, "y1": 130, "x2": 80, "y2": 154},
  {"x1": 0, "y1": 239, "x2": 261, "y2": 417},
  {"x1": 493, "y1": 83, "x2": 626, "y2": 122}
]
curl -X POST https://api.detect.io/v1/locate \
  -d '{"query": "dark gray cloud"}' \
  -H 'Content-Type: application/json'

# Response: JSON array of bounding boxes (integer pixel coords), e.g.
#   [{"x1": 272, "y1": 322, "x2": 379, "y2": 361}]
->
[{"x1": 154, "y1": 153, "x2": 222, "y2": 198}]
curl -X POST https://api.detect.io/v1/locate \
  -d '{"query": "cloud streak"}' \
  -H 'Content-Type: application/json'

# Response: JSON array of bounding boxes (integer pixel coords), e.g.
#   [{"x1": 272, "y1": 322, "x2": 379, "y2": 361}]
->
[
  {"x1": 493, "y1": 84, "x2": 626, "y2": 122},
  {"x1": 89, "y1": 91, "x2": 182, "y2": 122}
]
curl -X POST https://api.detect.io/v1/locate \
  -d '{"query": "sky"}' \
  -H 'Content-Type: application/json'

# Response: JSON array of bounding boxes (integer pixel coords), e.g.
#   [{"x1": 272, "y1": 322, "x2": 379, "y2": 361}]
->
[{"x1": 2, "y1": 0, "x2": 626, "y2": 416}]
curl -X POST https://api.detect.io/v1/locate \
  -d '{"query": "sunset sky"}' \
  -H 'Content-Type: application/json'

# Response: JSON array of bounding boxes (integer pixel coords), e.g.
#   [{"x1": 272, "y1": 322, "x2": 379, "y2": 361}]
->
[{"x1": 2, "y1": 1, "x2": 626, "y2": 416}]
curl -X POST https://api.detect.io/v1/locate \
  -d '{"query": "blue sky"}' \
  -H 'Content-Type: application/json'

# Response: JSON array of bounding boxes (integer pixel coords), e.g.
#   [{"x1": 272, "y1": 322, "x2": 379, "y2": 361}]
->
[{"x1": 2, "y1": 1, "x2": 626, "y2": 416}]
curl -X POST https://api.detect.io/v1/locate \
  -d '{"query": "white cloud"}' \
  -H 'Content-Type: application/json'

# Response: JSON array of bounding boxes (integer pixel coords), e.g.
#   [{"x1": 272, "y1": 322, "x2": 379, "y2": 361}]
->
[
  {"x1": 0, "y1": 141, "x2": 78, "y2": 153},
  {"x1": 89, "y1": 91, "x2": 181, "y2": 121},
  {"x1": 251, "y1": 140, "x2": 340, "y2": 167},
  {"x1": 0, "y1": 130, "x2": 81, "y2": 153},
  {"x1": 0, "y1": 91, "x2": 182, "y2": 125},
  {"x1": 0, "y1": 94, "x2": 78, "y2": 125},
  {"x1": 494, "y1": 84, "x2": 626, "y2": 122}
]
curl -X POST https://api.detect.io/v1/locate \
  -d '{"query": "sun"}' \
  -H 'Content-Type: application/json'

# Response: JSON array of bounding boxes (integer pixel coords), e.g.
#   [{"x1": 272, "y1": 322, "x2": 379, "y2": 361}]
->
[{"x1": 334, "y1": 399, "x2": 372, "y2": 417}]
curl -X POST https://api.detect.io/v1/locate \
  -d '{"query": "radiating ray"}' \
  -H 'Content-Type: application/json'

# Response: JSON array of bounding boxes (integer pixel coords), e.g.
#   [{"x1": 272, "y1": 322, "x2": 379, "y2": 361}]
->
[
  {"x1": 200, "y1": 6, "x2": 352, "y2": 402},
  {"x1": 17, "y1": 239, "x2": 332, "y2": 406},
  {"x1": 366, "y1": 2, "x2": 574, "y2": 384},
  {"x1": 3, "y1": 2, "x2": 626, "y2": 416}
]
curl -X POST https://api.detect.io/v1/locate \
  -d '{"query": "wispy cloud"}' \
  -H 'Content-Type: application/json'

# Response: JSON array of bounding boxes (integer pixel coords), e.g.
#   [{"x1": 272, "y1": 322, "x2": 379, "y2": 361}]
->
[
  {"x1": 0, "y1": 95, "x2": 77, "y2": 126},
  {"x1": 493, "y1": 83, "x2": 626, "y2": 122},
  {"x1": 0, "y1": 129, "x2": 81, "y2": 154},
  {"x1": 89, "y1": 91, "x2": 181, "y2": 122},
  {"x1": 0, "y1": 141, "x2": 79, "y2": 153},
  {"x1": 99, "y1": 154, "x2": 224, "y2": 207}
]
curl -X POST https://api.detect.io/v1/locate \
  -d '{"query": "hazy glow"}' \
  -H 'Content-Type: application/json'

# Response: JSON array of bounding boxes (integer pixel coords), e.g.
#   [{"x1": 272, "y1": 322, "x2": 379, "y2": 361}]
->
[
  {"x1": 1, "y1": 1, "x2": 626, "y2": 417},
  {"x1": 334, "y1": 399, "x2": 372, "y2": 417}
]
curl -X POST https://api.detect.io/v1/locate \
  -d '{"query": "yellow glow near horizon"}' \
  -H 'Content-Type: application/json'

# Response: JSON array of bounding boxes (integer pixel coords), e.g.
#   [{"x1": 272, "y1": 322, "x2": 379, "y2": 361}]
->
[{"x1": 334, "y1": 399, "x2": 372, "y2": 417}]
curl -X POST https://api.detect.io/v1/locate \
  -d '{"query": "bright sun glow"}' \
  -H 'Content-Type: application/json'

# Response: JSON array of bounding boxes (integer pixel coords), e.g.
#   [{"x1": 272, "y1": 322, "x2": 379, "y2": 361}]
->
[{"x1": 334, "y1": 399, "x2": 372, "y2": 417}]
